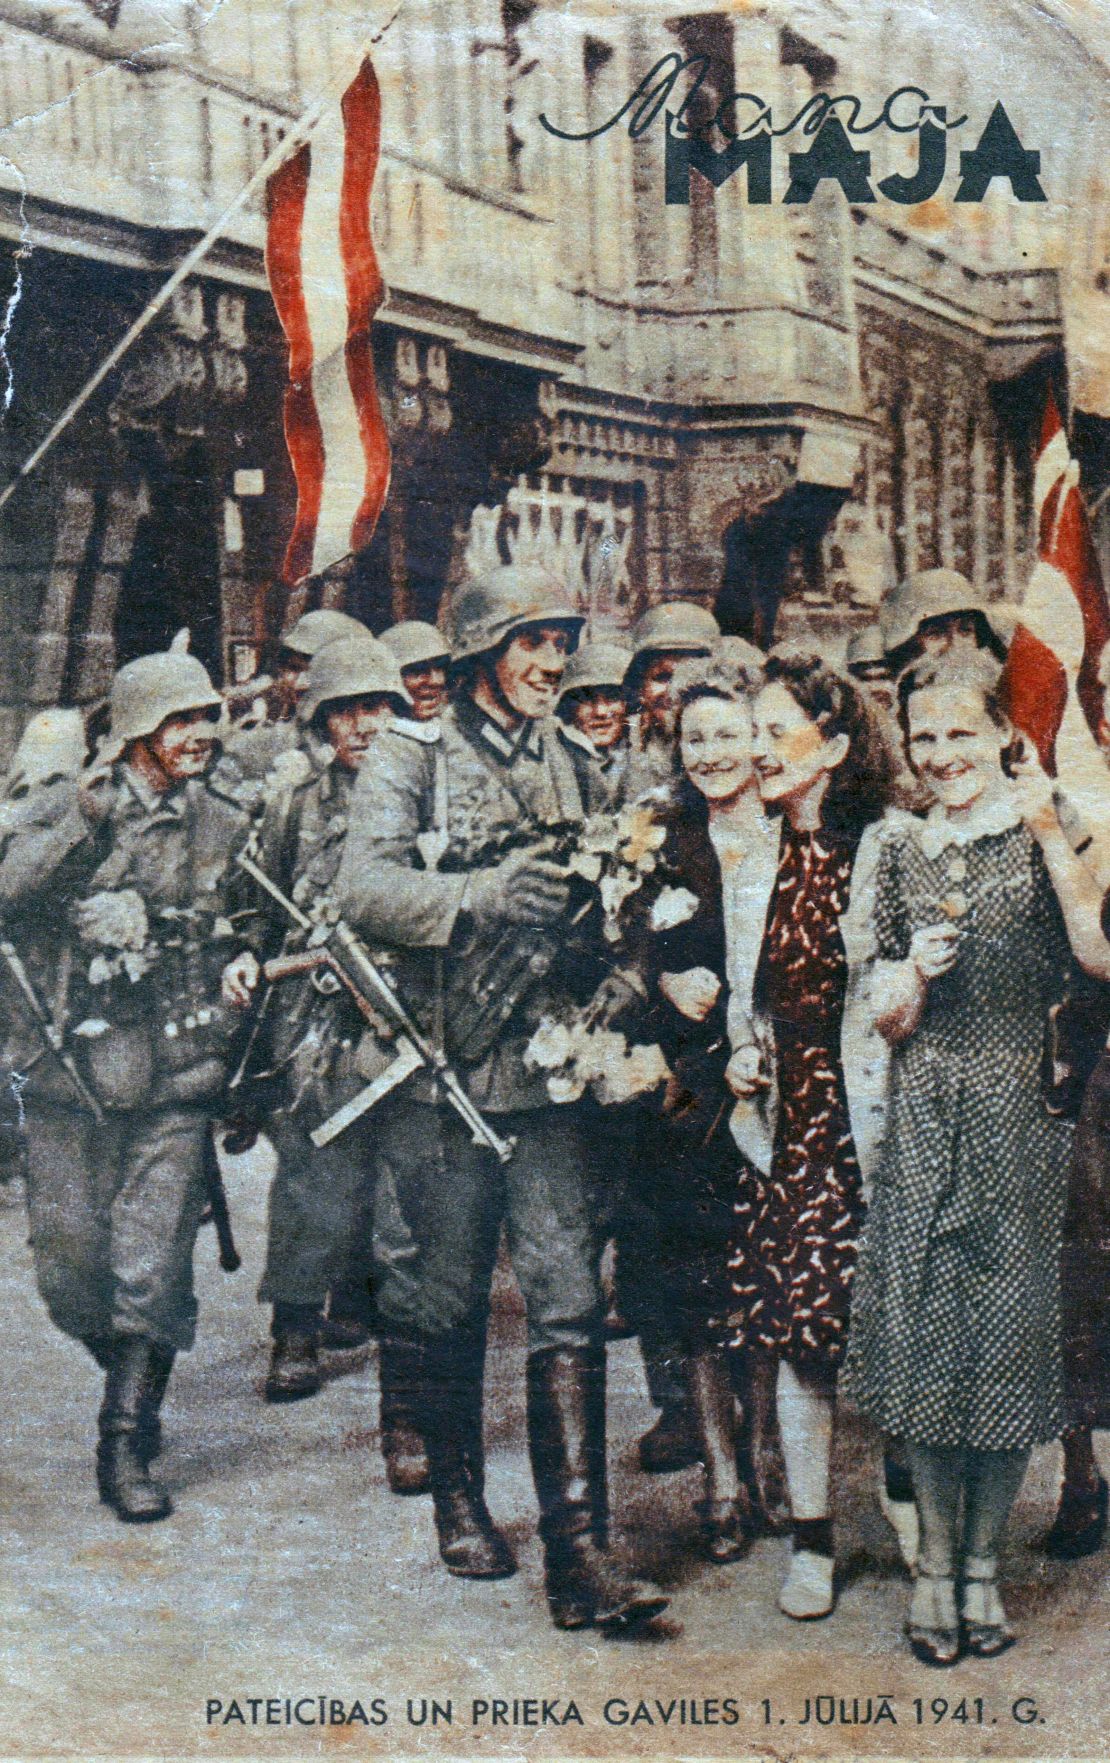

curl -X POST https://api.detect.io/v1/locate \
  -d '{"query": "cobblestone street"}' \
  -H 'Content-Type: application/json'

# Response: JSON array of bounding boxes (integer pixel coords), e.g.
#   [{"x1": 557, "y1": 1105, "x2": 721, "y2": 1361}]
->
[{"x1": 2, "y1": 1145, "x2": 1108, "y2": 1762}]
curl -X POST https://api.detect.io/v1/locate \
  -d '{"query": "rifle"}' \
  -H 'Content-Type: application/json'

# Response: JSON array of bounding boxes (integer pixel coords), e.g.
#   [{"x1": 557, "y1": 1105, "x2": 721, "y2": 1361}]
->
[
  {"x1": 201, "y1": 1125, "x2": 241, "y2": 1272},
  {"x1": 0, "y1": 936, "x2": 105, "y2": 1122},
  {"x1": 236, "y1": 852, "x2": 515, "y2": 1162}
]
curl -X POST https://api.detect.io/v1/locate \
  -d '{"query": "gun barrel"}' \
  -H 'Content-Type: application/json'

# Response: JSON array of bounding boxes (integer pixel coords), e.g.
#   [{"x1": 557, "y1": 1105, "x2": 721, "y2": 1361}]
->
[{"x1": 0, "y1": 938, "x2": 105, "y2": 1122}]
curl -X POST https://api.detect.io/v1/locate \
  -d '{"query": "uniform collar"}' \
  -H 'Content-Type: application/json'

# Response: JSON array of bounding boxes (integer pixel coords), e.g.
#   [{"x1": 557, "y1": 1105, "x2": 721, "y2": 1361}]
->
[
  {"x1": 919, "y1": 790, "x2": 1021, "y2": 858},
  {"x1": 119, "y1": 762, "x2": 187, "y2": 820},
  {"x1": 457, "y1": 693, "x2": 544, "y2": 764}
]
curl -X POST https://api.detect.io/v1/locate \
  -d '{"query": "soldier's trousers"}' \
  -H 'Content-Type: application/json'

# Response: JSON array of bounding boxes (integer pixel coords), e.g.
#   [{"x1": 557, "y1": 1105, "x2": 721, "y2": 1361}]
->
[
  {"x1": 371, "y1": 1098, "x2": 603, "y2": 1353},
  {"x1": 260, "y1": 1112, "x2": 376, "y2": 1312},
  {"x1": 23, "y1": 1099, "x2": 211, "y2": 1353}
]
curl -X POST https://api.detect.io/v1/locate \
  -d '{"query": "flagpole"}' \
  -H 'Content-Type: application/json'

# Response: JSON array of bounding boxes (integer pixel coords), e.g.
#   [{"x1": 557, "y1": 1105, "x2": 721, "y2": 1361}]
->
[{"x1": 0, "y1": 9, "x2": 399, "y2": 517}]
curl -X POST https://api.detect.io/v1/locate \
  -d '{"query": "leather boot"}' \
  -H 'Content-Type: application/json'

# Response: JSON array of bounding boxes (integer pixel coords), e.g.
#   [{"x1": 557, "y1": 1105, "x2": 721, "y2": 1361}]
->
[
  {"x1": 378, "y1": 1337, "x2": 431, "y2": 1496},
  {"x1": 424, "y1": 1335, "x2": 515, "y2": 1579},
  {"x1": 637, "y1": 1400, "x2": 698, "y2": 1473},
  {"x1": 688, "y1": 1350, "x2": 749, "y2": 1562},
  {"x1": 137, "y1": 1346, "x2": 176, "y2": 1468},
  {"x1": 265, "y1": 1303, "x2": 322, "y2": 1402},
  {"x1": 733, "y1": 1347, "x2": 791, "y2": 1534},
  {"x1": 527, "y1": 1346, "x2": 668, "y2": 1633},
  {"x1": 97, "y1": 1336, "x2": 173, "y2": 1523}
]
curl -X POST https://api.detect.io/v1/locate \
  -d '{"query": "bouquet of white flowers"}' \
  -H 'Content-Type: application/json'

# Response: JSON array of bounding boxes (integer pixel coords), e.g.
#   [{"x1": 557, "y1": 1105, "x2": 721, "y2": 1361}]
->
[
  {"x1": 566, "y1": 803, "x2": 669, "y2": 942},
  {"x1": 525, "y1": 1008, "x2": 671, "y2": 1107}
]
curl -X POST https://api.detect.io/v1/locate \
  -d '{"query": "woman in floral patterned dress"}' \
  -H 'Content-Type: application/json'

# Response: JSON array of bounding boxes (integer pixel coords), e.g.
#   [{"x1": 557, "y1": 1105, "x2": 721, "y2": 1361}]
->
[{"x1": 726, "y1": 648, "x2": 888, "y2": 1620}]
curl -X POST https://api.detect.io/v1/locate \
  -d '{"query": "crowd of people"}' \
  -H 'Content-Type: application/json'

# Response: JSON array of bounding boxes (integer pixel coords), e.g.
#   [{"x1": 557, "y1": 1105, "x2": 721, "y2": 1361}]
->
[{"x1": 1, "y1": 561, "x2": 1108, "y2": 1662}]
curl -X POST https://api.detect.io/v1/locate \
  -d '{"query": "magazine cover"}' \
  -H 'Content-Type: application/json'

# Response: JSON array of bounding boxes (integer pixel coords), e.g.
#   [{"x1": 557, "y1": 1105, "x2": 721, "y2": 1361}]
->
[{"x1": 1, "y1": 1, "x2": 1107, "y2": 1758}]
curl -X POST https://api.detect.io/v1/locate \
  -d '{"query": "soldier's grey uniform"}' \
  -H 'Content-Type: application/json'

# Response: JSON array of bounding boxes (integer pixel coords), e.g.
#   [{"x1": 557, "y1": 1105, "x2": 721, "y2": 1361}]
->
[
  {"x1": 253, "y1": 743, "x2": 380, "y2": 1314},
  {"x1": 0, "y1": 764, "x2": 251, "y2": 1352},
  {"x1": 337, "y1": 695, "x2": 602, "y2": 1351}
]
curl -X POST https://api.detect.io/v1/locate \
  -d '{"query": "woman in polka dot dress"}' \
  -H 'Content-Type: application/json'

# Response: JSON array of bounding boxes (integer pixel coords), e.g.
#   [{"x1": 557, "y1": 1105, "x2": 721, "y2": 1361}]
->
[
  {"x1": 725, "y1": 649, "x2": 889, "y2": 1622},
  {"x1": 845, "y1": 652, "x2": 1110, "y2": 1666}
]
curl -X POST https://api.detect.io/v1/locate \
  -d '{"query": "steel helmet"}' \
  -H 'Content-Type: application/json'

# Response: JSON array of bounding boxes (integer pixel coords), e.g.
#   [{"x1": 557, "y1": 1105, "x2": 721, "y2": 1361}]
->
[
  {"x1": 557, "y1": 641, "x2": 633, "y2": 701},
  {"x1": 380, "y1": 620, "x2": 452, "y2": 671},
  {"x1": 880, "y1": 569, "x2": 1006, "y2": 659},
  {"x1": 448, "y1": 564, "x2": 584, "y2": 663},
  {"x1": 716, "y1": 634, "x2": 766, "y2": 673},
  {"x1": 299, "y1": 635, "x2": 413, "y2": 724},
  {"x1": 630, "y1": 600, "x2": 720, "y2": 659},
  {"x1": 280, "y1": 608, "x2": 368, "y2": 659},
  {"x1": 100, "y1": 651, "x2": 223, "y2": 763},
  {"x1": 5, "y1": 708, "x2": 86, "y2": 797}
]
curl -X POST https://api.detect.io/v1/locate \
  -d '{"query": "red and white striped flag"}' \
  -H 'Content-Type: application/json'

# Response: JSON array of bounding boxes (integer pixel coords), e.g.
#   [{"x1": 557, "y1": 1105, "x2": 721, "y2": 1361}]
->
[
  {"x1": 1001, "y1": 388, "x2": 1110, "y2": 772},
  {"x1": 265, "y1": 58, "x2": 391, "y2": 585}
]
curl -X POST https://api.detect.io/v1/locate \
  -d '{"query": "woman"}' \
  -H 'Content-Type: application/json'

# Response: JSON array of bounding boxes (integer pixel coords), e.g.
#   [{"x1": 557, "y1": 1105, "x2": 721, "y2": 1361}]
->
[
  {"x1": 725, "y1": 647, "x2": 889, "y2": 1621},
  {"x1": 845, "y1": 651, "x2": 1110, "y2": 1664},
  {"x1": 624, "y1": 650, "x2": 766, "y2": 1560}
]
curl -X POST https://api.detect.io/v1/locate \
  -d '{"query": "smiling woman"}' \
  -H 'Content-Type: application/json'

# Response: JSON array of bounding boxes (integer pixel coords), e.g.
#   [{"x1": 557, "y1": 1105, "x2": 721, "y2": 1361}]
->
[
  {"x1": 725, "y1": 647, "x2": 889, "y2": 1623},
  {"x1": 619, "y1": 647, "x2": 765, "y2": 1566},
  {"x1": 844, "y1": 650, "x2": 1110, "y2": 1666}
]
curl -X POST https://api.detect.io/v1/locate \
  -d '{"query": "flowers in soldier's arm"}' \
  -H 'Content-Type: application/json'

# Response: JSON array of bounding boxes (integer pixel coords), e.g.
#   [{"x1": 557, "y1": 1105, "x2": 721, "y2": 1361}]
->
[
  {"x1": 593, "y1": 1040, "x2": 670, "y2": 1106},
  {"x1": 525, "y1": 1010, "x2": 671, "y2": 1107},
  {"x1": 568, "y1": 804, "x2": 670, "y2": 942}
]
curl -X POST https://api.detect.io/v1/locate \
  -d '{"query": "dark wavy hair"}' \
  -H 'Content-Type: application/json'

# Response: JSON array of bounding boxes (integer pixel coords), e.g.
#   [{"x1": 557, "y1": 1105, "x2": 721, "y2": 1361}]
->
[{"x1": 761, "y1": 645, "x2": 891, "y2": 836}]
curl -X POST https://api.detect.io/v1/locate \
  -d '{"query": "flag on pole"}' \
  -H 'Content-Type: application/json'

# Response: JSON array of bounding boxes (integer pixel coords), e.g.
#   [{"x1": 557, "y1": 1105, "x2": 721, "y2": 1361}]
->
[
  {"x1": 265, "y1": 58, "x2": 391, "y2": 585},
  {"x1": 1000, "y1": 388, "x2": 1110, "y2": 772}
]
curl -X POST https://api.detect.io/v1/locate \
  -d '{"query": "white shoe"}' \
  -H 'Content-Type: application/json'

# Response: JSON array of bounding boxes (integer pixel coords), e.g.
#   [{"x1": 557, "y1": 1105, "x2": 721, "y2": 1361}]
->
[
  {"x1": 779, "y1": 1548, "x2": 835, "y2": 1620},
  {"x1": 879, "y1": 1487, "x2": 920, "y2": 1572}
]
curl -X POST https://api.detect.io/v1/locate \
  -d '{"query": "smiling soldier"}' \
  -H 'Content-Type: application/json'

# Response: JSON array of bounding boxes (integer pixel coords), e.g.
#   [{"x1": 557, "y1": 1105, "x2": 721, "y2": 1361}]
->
[
  {"x1": 0, "y1": 649, "x2": 257, "y2": 1523},
  {"x1": 336, "y1": 563, "x2": 668, "y2": 1634}
]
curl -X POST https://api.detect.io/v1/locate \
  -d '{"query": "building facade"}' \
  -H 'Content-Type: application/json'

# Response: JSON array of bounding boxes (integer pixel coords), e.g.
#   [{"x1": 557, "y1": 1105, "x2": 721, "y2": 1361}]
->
[{"x1": 0, "y1": 0, "x2": 1105, "y2": 748}]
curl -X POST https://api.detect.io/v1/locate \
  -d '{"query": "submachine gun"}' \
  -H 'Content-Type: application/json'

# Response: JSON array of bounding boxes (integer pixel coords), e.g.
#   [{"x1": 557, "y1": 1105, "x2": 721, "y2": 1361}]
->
[{"x1": 235, "y1": 851, "x2": 515, "y2": 1163}]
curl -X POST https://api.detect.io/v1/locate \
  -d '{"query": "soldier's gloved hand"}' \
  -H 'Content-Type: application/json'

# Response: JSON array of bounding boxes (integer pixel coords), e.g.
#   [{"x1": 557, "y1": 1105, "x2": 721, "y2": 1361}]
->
[
  {"x1": 466, "y1": 850, "x2": 571, "y2": 929},
  {"x1": 221, "y1": 949, "x2": 261, "y2": 1008}
]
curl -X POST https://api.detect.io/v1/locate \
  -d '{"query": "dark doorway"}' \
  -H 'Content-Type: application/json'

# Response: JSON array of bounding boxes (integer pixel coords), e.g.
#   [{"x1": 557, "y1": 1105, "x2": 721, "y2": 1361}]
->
[
  {"x1": 717, "y1": 485, "x2": 844, "y2": 647},
  {"x1": 114, "y1": 443, "x2": 222, "y2": 678},
  {"x1": 717, "y1": 501, "x2": 798, "y2": 648}
]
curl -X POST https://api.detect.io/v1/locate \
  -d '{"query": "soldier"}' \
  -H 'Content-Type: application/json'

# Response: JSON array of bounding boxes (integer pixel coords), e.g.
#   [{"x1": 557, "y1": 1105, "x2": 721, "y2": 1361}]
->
[
  {"x1": 380, "y1": 620, "x2": 451, "y2": 724},
  {"x1": 624, "y1": 601, "x2": 720, "y2": 798},
  {"x1": 336, "y1": 564, "x2": 668, "y2": 1633},
  {"x1": 249, "y1": 635, "x2": 417, "y2": 1430},
  {"x1": 879, "y1": 568, "x2": 1009, "y2": 678},
  {"x1": 0, "y1": 651, "x2": 256, "y2": 1522},
  {"x1": 226, "y1": 608, "x2": 370, "y2": 784},
  {"x1": 555, "y1": 640, "x2": 632, "y2": 812},
  {"x1": 847, "y1": 626, "x2": 928, "y2": 815}
]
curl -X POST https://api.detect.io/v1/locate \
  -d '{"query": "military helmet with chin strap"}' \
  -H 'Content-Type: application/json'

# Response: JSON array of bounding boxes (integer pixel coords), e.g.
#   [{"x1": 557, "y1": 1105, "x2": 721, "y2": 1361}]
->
[
  {"x1": 99, "y1": 651, "x2": 223, "y2": 764},
  {"x1": 280, "y1": 608, "x2": 369, "y2": 659},
  {"x1": 299, "y1": 635, "x2": 412, "y2": 724},
  {"x1": 448, "y1": 564, "x2": 584, "y2": 663},
  {"x1": 380, "y1": 619, "x2": 452, "y2": 671}
]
